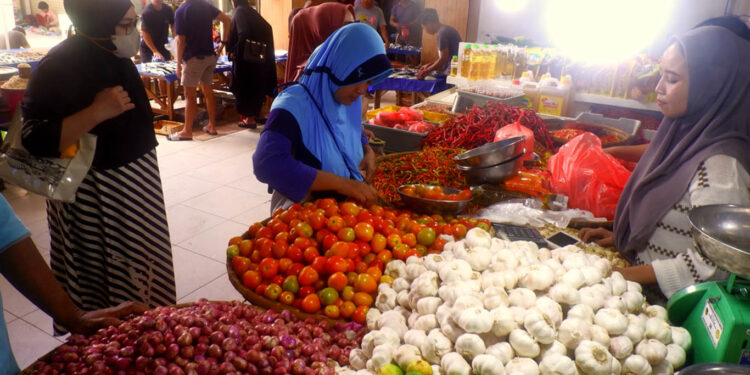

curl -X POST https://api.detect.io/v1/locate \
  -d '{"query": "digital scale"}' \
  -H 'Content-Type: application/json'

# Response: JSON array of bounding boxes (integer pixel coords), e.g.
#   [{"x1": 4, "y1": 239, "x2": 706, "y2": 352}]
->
[{"x1": 667, "y1": 205, "x2": 750, "y2": 365}]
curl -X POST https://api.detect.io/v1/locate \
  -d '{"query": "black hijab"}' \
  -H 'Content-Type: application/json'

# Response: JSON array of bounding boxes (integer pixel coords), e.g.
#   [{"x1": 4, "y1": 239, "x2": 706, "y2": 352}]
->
[{"x1": 22, "y1": 0, "x2": 156, "y2": 170}]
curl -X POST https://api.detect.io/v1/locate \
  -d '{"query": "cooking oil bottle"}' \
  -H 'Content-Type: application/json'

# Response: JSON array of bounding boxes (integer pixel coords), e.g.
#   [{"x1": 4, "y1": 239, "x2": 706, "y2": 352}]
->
[
  {"x1": 459, "y1": 44, "x2": 472, "y2": 79},
  {"x1": 493, "y1": 45, "x2": 504, "y2": 78},
  {"x1": 483, "y1": 44, "x2": 497, "y2": 80},
  {"x1": 538, "y1": 74, "x2": 571, "y2": 116},
  {"x1": 519, "y1": 71, "x2": 540, "y2": 111},
  {"x1": 450, "y1": 55, "x2": 458, "y2": 76},
  {"x1": 469, "y1": 44, "x2": 483, "y2": 80}
]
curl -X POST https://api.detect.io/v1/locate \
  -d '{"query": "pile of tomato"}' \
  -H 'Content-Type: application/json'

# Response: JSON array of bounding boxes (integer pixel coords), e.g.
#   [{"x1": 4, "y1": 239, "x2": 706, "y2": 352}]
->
[
  {"x1": 400, "y1": 184, "x2": 472, "y2": 201},
  {"x1": 226, "y1": 198, "x2": 490, "y2": 323}
]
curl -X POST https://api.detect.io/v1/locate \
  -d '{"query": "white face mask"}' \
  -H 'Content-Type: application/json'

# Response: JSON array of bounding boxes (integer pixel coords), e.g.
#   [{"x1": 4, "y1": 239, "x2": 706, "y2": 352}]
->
[{"x1": 112, "y1": 29, "x2": 140, "y2": 58}]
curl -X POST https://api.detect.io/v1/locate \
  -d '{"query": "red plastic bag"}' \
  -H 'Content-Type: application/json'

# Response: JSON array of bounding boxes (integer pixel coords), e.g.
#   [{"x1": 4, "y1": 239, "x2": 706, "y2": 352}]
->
[
  {"x1": 547, "y1": 133, "x2": 632, "y2": 219},
  {"x1": 494, "y1": 115, "x2": 534, "y2": 161}
]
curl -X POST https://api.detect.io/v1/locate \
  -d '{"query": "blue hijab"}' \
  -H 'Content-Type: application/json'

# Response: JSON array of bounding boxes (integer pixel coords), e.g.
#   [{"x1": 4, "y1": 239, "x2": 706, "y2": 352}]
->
[{"x1": 271, "y1": 23, "x2": 392, "y2": 180}]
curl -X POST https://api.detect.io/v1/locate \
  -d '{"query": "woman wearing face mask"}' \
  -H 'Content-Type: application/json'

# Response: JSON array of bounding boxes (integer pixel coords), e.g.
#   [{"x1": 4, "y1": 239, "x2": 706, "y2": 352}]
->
[
  {"x1": 20, "y1": 0, "x2": 176, "y2": 333},
  {"x1": 253, "y1": 23, "x2": 391, "y2": 213},
  {"x1": 579, "y1": 26, "x2": 750, "y2": 304}
]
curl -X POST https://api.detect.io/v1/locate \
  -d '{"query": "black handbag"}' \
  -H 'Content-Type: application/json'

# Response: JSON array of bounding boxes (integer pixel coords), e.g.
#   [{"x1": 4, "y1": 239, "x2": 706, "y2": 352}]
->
[{"x1": 242, "y1": 39, "x2": 268, "y2": 63}]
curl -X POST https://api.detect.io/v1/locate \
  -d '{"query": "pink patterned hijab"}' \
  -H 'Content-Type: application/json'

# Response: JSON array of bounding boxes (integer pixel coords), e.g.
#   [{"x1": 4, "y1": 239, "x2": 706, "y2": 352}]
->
[{"x1": 614, "y1": 26, "x2": 750, "y2": 258}]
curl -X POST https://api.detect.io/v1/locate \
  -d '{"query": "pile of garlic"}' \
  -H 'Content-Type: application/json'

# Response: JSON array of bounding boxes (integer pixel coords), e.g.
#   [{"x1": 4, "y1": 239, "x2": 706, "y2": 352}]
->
[{"x1": 341, "y1": 228, "x2": 691, "y2": 375}]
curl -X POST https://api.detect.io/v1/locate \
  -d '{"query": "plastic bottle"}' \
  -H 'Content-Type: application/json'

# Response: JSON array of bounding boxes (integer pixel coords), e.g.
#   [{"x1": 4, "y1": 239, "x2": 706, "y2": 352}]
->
[
  {"x1": 493, "y1": 45, "x2": 504, "y2": 78},
  {"x1": 460, "y1": 44, "x2": 472, "y2": 79},
  {"x1": 519, "y1": 71, "x2": 540, "y2": 111},
  {"x1": 483, "y1": 44, "x2": 496, "y2": 80},
  {"x1": 470, "y1": 44, "x2": 483, "y2": 80},
  {"x1": 450, "y1": 55, "x2": 459, "y2": 77},
  {"x1": 538, "y1": 75, "x2": 570, "y2": 116}
]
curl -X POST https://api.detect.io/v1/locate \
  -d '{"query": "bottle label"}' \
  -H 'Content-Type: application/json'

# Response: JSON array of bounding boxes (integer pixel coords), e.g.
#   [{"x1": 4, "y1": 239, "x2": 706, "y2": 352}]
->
[{"x1": 538, "y1": 95, "x2": 564, "y2": 116}]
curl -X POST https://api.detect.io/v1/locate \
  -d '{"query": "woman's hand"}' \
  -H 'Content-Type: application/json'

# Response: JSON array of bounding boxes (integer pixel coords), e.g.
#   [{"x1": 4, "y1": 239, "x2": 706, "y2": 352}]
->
[
  {"x1": 613, "y1": 265, "x2": 657, "y2": 285},
  {"x1": 90, "y1": 86, "x2": 135, "y2": 122},
  {"x1": 579, "y1": 227, "x2": 615, "y2": 247},
  {"x1": 359, "y1": 145, "x2": 376, "y2": 183},
  {"x1": 337, "y1": 178, "x2": 378, "y2": 207},
  {"x1": 67, "y1": 301, "x2": 149, "y2": 335}
]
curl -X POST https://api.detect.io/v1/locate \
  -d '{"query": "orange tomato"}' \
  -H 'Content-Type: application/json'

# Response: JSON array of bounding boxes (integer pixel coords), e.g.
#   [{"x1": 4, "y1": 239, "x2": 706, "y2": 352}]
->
[
  {"x1": 401, "y1": 233, "x2": 417, "y2": 247},
  {"x1": 232, "y1": 256, "x2": 252, "y2": 276},
  {"x1": 339, "y1": 301, "x2": 356, "y2": 318},
  {"x1": 241, "y1": 270, "x2": 262, "y2": 290},
  {"x1": 386, "y1": 234, "x2": 402, "y2": 249},
  {"x1": 327, "y1": 272, "x2": 348, "y2": 291},
  {"x1": 371, "y1": 233, "x2": 387, "y2": 253},
  {"x1": 352, "y1": 306, "x2": 369, "y2": 324},
  {"x1": 298, "y1": 266, "x2": 319, "y2": 286},
  {"x1": 376, "y1": 250, "x2": 392, "y2": 264},
  {"x1": 392, "y1": 244, "x2": 410, "y2": 260},
  {"x1": 301, "y1": 294, "x2": 321, "y2": 313},
  {"x1": 228, "y1": 236, "x2": 243, "y2": 246},
  {"x1": 365, "y1": 266, "x2": 382, "y2": 282},
  {"x1": 248, "y1": 222, "x2": 263, "y2": 237},
  {"x1": 352, "y1": 292, "x2": 374, "y2": 307},
  {"x1": 354, "y1": 274, "x2": 377, "y2": 294},
  {"x1": 324, "y1": 305, "x2": 340, "y2": 319},
  {"x1": 327, "y1": 216, "x2": 345, "y2": 232},
  {"x1": 346, "y1": 272, "x2": 358, "y2": 286},
  {"x1": 341, "y1": 285, "x2": 355, "y2": 301}
]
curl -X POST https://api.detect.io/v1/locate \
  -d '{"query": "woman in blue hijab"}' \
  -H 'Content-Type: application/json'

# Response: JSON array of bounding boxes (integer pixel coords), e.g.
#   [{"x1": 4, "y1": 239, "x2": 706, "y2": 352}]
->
[{"x1": 253, "y1": 23, "x2": 393, "y2": 212}]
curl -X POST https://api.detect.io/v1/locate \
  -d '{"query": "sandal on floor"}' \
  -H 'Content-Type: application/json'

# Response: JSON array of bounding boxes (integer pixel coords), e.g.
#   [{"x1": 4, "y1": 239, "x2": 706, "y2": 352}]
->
[
  {"x1": 238, "y1": 120, "x2": 257, "y2": 129},
  {"x1": 167, "y1": 133, "x2": 192, "y2": 141},
  {"x1": 202, "y1": 126, "x2": 218, "y2": 135}
]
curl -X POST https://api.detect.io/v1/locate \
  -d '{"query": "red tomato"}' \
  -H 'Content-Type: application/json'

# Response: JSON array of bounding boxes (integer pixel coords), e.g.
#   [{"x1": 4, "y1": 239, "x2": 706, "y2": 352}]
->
[
  {"x1": 301, "y1": 294, "x2": 321, "y2": 313},
  {"x1": 278, "y1": 209, "x2": 297, "y2": 223},
  {"x1": 352, "y1": 306, "x2": 369, "y2": 324},
  {"x1": 362, "y1": 253, "x2": 376, "y2": 265},
  {"x1": 287, "y1": 246, "x2": 304, "y2": 262},
  {"x1": 238, "y1": 240, "x2": 253, "y2": 257},
  {"x1": 278, "y1": 258, "x2": 293, "y2": 273},
  {"x1": 322, "y1": 233, "x2": 339, "y2": 250},
  {"x1": 308, "y1": 212, "x2": 327, "y2": 231},
  {"x1": 347, "y1": 243, "x2": 361, "y2": 259},
  {"x1": 279, "y1": 291, "x2": 294, "y2": 305},
  {"x1": 342, "y1": 214, "x2": 357, "y2": 228},
  {"x1": 287, "y1": 262, "x2": 304, "y2": 277},
  {"x1": 405, "y1": 249, "x2": 420, "y2": 259},
  {"x1": 357, "y1": 210, "x2": 373, "y2": 222},
  {"x1": 259, "y1": 258, "x2": 279, "y2": 279},
  {"x1": 386, "y1": 234, "x2": 402, "y2": 249},
  {"x1": 298, "y1": 286, "x2": 315, "y2": 298},
  {"x1": 241, "y1": 270, "x2": 262, "y2": 290},
  {"x1": 274, "y1": 231, "x2": 289, "y2": 243},
  {"x1": 354, "y1": 273, "x2": 377, "y2": 293},
  {"x1": 231, "y1": 256, "x2": 252, "y2": 276},
  {"x1": 256, "y1": 237, "x2": 273, "y2": 258},
  {"x1": 366, "y1": 266, "x2": 382, "y2": 282},
  {"x1": 340, "y1": 202, "x2": 361, "y2": 217},
  {"x1": 355, "y1": 261, "x2": 368, "y2": 274},
  {"x1": 329, "y1": 241, "x2": 350, "y2": 257},
  {"x1": 376, "y1": 250, "x2": 392, "y2": 264},
  {"x1": 303, "y1": 247, "x2": 320, "y2": 263},
  {"x1": 255, "y1": 283, "x2": 268, "y2": 295},
  {"x1": 337, "y1": 227, "x2": 356, "y2": 242},
  {"x1": 339, "y1": 301, "x2": 356, "y2": 318},
  {"x1": 271, "y1": 240, "x2": 288, "y2": 258},
  {"x1": 327, "y1": 272, "x2": 348, "y2": 291},
  {"x1": 310, "y1": 256, "x2": 327, "y2": 274},
  {"x1": 317, "y1": 198, "x2": 336, "y2": 210},
  {"x1": 353, "y1": 222, "x2": 374, "y2": 242},
  {"x1": 292, "y1": 237, "x2": 312, "y2": 250},
  {"x1": 271, "y1": 275, "x2": 285, "y2": 286},
  {"x1": 264, "y1": 284, "x2": 282, "y2": 300},
  {"x1": 392, "y1": 243, "x2": 410, "y2": 260},
  {"x1": 268, "y1": 219, "x2": 289, "y2": 235},
  {"x1": 326, "y1": 256, "x2": 349, "y2": 274},
  {"x1": 346, "y1": 258, "x2": 356, "y2": 273},
  {"x1": 298, "y1": 266, "x2": 319, "y2": 286},
  {"x1": 324, "y1": 205, "x2": 339, "y2": 218},
  {"x1": 247, "y1": 222, "x2": 263, "y2": 237},
  {"x1": 293, "y1": 222, "x2": 313, "y2": 238},
  {"x1": 453, "y1": 223, "x2": 468, "y2": 239},
  {"x1": 402, "y1": 233, "x2": 417, "y2": 247},
  {"x1": 327, "y1": 216, "x2": 344, "y2": 232},
  {"x1": 355, "y1": 240, "x2": 372, "y2": 256},
  {"x1": 315, "y1": 228, "x2": 332, "y2": 243},
  {"x1": 255, "y1": 226, "x2": 273, "y2": 240}
]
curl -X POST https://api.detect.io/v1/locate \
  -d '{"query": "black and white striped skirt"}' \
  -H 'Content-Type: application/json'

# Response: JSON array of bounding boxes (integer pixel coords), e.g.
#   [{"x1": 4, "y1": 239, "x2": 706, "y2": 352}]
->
[{"x1": 46, "y1": 149, "x2": 176, "y2": 334}]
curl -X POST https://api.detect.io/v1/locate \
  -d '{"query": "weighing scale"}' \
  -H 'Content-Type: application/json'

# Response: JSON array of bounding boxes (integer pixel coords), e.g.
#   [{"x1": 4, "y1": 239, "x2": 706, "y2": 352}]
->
[{"x1": 667, "y1": 205, "x2": 750, "y2": 365}]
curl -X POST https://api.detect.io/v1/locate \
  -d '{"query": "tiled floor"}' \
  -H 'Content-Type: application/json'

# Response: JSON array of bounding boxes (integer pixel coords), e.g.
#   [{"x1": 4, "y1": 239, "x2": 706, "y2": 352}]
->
[{"x1": 2, "y1": 129, "x2": 265, "y2": 370}]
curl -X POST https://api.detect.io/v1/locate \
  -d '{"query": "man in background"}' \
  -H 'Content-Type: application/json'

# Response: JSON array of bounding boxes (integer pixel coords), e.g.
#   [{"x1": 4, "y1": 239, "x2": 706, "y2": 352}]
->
[
  {"x1": 35, "y1": 1, "x2": 59, "y2": 30},
  {"x1": 355, "y1": 0, "x2": 388, "y2": 50},
  {"x1": 140, "y1": 0, "x2": 175, "y2": 62},
  {"x1": 0, "y1": 27, "x2": 30, "y2": 50},
  {"x1": 417, "y1": 8, "x2": 461, "y2": 79},
  {"x1": 171, "y1": 0, "x2": 231, "y2": 140}
]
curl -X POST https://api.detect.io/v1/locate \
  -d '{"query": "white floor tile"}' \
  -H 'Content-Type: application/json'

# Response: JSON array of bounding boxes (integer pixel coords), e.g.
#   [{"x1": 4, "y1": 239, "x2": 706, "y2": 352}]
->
[
  {"x1": 21, "y1": 309, "x2": 54, "y2": 336},
  {"x1": 7, "y1": 319, "x2": 62, "y2": 370},
  {"x1": 186, "y1": 152, "x2": 254, "y2": 186},
  {"x1": 4, "y1": 310, "x2": 16, "y2": 324},
  {"x1": 232, "y1": 201, "x2": 272, "y2": 226},
  {"x1": 1, "y1": 185, "x2": 33, "y2": 202},
  {"x1": 172, "y1": 246, "x2": 226, "y2": 300},
  {"x1": 0, "y1": 277, "x2": 39, "y2": 318},
  {"x1": 182, "y1": 186, "x2": 269, "y2": 220},
  {"x1": 177, "y1": 274, "x2": 244, "y2": 304},
  {"x1": 165, "y1": 204, "x2": 226, "y2": 244},
  {"x1": 190, "y1": 137, "x2": 254, "y2": 161},
  {"x1": 178, "y1": 220, "x2": 247, "y2": 263},
  {"x1": 155, "y1": 148, "x2": 227, "y2": 179},
  {"x1": 161, "y1": 174, "x2": 222, "y2": 208},
  {"x1": 3, "y1": 193, "x2": 48, "y2": 224},
  {"x1": 156, "y1": 134, "x2": 201, "y2": 157},
  {"x1": 231, "y1": 175, "x2": 272, "y2": 197}
]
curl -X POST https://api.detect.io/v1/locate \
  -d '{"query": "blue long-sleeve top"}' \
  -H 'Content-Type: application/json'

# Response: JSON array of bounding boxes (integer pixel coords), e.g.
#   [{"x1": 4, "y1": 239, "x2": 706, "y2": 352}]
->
[{"x1": 252, "y1": 108, "x2": 368, "y2": 202}]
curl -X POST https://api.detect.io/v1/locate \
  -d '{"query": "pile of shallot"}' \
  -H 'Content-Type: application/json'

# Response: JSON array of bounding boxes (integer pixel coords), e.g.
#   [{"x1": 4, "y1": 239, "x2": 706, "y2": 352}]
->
[{"x1": 31, "y1": 300, "x2": 365, "y2": 375}]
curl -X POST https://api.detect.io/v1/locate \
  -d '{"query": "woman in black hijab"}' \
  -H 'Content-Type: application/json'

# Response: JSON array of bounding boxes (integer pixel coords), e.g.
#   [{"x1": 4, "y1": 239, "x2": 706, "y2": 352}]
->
[
  {"x1": 227, "y1": 0, "x2": 276, "y2": 128},
  {"x1": 21, "y1": 0, "x2": 176, "y2": 334}
]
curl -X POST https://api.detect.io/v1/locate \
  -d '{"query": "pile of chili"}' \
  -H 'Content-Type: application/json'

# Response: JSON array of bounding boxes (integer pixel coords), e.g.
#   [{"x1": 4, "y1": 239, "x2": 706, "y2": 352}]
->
[
  {"x1": 374, "y1": 147, "x2": 468, "y2": 204},
  {"x1": 423, "y1": 102, "x2": 556, "y2": 151}
]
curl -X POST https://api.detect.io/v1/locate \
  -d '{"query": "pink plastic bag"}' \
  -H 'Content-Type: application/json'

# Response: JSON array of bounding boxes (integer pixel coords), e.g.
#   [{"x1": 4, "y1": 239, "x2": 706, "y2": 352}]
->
[
  {"x1": 547, "y1": 133, "x2": 632, "y2": 219},
  {"x1": 494, "y1": 116, "x2": 534, "y2": 161}
]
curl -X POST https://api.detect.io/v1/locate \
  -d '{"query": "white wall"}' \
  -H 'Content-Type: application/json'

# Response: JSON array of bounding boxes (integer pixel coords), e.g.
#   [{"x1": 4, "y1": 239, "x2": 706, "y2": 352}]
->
[{"x1": 476, "y1": 0, "x2": 729, "y2": 56}]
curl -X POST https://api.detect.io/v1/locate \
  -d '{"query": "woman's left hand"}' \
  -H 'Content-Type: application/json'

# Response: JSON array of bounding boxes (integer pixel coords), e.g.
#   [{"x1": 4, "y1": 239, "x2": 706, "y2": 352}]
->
[
  {"x1": 360, "y1": 145, "x2": 376, "y2": 183},
  {"x1": 68, "y1": 301, "x2": 149, "y2": 335}
]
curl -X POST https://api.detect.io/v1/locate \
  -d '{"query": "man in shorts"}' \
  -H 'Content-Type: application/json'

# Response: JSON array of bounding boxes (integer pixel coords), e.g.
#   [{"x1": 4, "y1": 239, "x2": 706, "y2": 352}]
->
[{"x1": 171, "y1": 0, "x2": 231, "y2": 140}]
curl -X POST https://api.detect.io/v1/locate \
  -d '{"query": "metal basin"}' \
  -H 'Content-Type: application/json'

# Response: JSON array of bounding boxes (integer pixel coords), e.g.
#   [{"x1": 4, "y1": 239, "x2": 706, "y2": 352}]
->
[
  {"x1": 454, "y1": 136, "x2": 525, "y2": 168},
  {"x1": 679, "y1": 363, "x2": 750, "y2": 375},
  {"x1": 398, "y1": 184, "x2": 471, "y2": 215},
  {"x1": 688, "y1": 204, "x2": 750, "y2": 278},
  {"x1": 457, "y1": 151, "x2": 524, "y2": 186}
]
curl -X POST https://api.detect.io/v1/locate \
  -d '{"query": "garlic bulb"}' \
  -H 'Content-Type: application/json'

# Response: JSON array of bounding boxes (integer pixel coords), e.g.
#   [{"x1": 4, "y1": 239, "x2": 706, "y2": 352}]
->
[
  {"x1": 385, "y1": 260, "x2": 407, "y2": 278},
  {"x1": 665, "y1": 343, "x2": 685, "y2": 369},
  {"x1": 440, "y1": 315, "x2": 466, "y2": 343},
  {"x1": 539, "y1": 353, "x2": 578, "y2": 375},
  {"x1": 465, "y1": 228, "x2": 493, "y2": 249},
  {"x1": 609, "y1": 336, "x2": 633, "y2": 360},
  {"x1": 423, "y1": 253, "x2": 447, "y2": 272},
  {"x1": 455, "y1": 333, "x2": 486, "y2": 361},
  {"x1": 509, "y1": 329, "x2": 540, "y2": 358},
  {"x1": 439, "y1": 259, "x2": 473, "y2": 283},
  {"x1": 485, "y1": 342, "x2": 514, "y2": 365},
  {"x1": 349, "y1": 348, "x2": 367, "y2": 370},
  {"x1": 621, "y1": 291, "x2": 645, "y2": 313},
  {"x1": 482, "y1": 286, "x2": 510, "y2": 310},
  {"x1": 406, "y1": 263, "x2": 428, "y2": 282},
  {"x1": 465, "y1": 248, "x2": 492, "y2": 272},
  {"x1": 375, "y1": 287, "x2": 398, "y2": 312},
  {"x1": 472, "y1": 354, "x2": 506, "y2": 375},
  {"x1": 561, "y1": 269, "x2": 586, "y2": 289},
  {"x1": 416, "y1": 296, "x2": 442, "y2": 315},
  {"x1": 535, "y1": 297, "x2": 564, "y2": 328},
  {"x1": 603, "y1": 296, "x2": 627, "y2": 314},
  {"x1": 436, "y1": 304, "x2": 452, "y2": 324},
  {"x1": 635, "y1": 339, "x2": 667, "y2": 366},
  {"x1": 524, "y1": 308, "x2": 557, "y2": 345},
  {"x1": 413, "y1": 314, "x2": 438, "y2": 332},
  {"x1": 578, "y1": 287, "x2": 606, "y2": 311},
  {"x1": 397, "y1": 289, "x2": 411, "y2": 309},
  {"x1": 581, "y1": 266, "x2": 603, "y2": 286},
  {"x1": 563, "y1": 253, "x2": 590, "y2": 271},
  {"x1": 609, "y1": 272, "x2": 627, "y2": 296},
  {"x1": 422, "y1": 329, "x2": 453, "y2": 365},
  {"x1": 393, "y1": 344, "x2": 421, "y2": 369},
  {"x1": 451, "y1": 295, "x2": 484, "y2": 321},
  {"x1": 594, "y1": 308, "x2": 628, "y2": 336},
  {"x1": 504, "y1": 358, "x2": 540, "y2": 375},
  {"x1": 624, "y1": 314, "x2": 645, "y2": 344},
  {"x1": 539, "y1": 340, "x2": 568, "y2": 360},
  {"x1": 509, "y1": 306, "x2": 527, "y2": 325},
  {"x1": 491, "y1": 306, "x2": 518, "y2": 337},
  {"x1": 509, "y1": 288, "x2": 537, "y2": 309},
  {"x1": 368, "y1": 344, "x2": 393, "y2": 372},
  {"x1": 404, "y1": 329, "x2": 427, "y2": 348},
  {"x1": 366, "y1": 308, "x2": 382, "y2": 331},
  {"x1": 392, "y1": 277, "x2": 410, "y2": 293},
  {"x1": 574, "y1": 340, "x2": 613, "y2": 375},
  {"x1": 645, "y1": 305, "x2": 668, "y2": 321},
  {"x1": 626, "y1": 281, "x2": 642, "y2": 294},
  {"x1": 611, "y1": 358, "x2": 622, "y2": 375},
  {"x1": 670, "y1": 326, "x2": 691, "y2": 351},
  {"x1": 622, "y1": 354, "x2": 651, "y2": 375},
  {"x1": 441, "y1": 352, "x2": 471, "y2": 375},
  {"x1": 548, "y1": 283, "x2": 580, "y2": 306},
  {"x1": 589, "y1": 324, "x2": 611, "y2": 347},
  {"x1": 492, "y1": 249, "x2": 520, "y2": 272},
  {"x1": 567, "y1": 304, "x2": 595, "y2": 324},
  {"x1": 519, "y1": 264, "x2": 556, "y2": 291},
  {"x1": 457, "y1": 307, "x2": 493, "y2": 334},
  {"x1": 652, "y1": 361, "x2": 674, "y2": 375},
  {"x1": 645, "y1": 317, "x2": 672, "y2": 344},
  {"x1": 558, "y1": 318, "x2": 591, "y2": 350}
]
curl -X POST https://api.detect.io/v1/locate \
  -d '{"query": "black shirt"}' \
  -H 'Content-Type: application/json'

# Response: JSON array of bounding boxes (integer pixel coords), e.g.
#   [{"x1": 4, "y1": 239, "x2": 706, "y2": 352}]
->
[
  {"x1": 437, "y1": 25, "x2": 461, "y2": 73},
  {"x1": 140, "y1": 3, "x2": 174, "y2": 49}
]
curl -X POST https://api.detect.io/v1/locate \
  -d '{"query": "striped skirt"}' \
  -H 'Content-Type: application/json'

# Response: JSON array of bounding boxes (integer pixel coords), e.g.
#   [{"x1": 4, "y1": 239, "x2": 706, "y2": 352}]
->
[{"x1": 47, "y1": 149, "x2": 176, "y2": 334}]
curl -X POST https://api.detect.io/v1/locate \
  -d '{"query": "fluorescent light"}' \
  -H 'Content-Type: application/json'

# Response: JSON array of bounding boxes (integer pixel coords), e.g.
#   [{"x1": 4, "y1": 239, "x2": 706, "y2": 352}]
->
[
  {"x1": 493, "y1": 0, "x2": 529, "y2": 13},
  {"x1": 544, "y1": 0, "x2": 674, "y2": 63}
]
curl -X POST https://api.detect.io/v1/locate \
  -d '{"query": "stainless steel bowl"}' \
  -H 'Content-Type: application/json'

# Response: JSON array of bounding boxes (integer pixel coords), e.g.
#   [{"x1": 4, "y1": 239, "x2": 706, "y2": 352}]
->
[
  {"x1": 457, "y1": 151, "x2": 524, "y2": 186},
  {"x1": 453, "y1": 136, "x2": 525, "y2": 168},
  {"x1": 679, "y1": 363, "x2": 750, "y2": 375},
  {"x1": 398, "y1": 184, "x2": 471, "y2": 215},
  {"x1": 688, "y1": 204, "x2": 750, "y2": 278}
]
